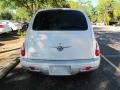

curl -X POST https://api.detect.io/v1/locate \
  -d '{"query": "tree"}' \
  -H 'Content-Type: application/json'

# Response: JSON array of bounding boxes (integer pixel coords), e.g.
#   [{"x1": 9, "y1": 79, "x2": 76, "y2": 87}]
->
[
  {"x1": 0, "y1": 12, "x2": 12, "y2": 20},
  {"x1": 0, "y1": 0, "x2": 69, "y2": 18},
  {"x1": 89, "y1": 7, "x2": 98, "y2": 23},
  {"x1": 68, "y1": 0, "x2": 80, "y2": 9},
  {"x1": 68, "y1": 0, "x2": 93, "y2": 13},
  {"x1": 12, "y1": 7, "x2": 29, "y2": 21},
  {"x1": 113, "y1": 2, "x2": 120, "y2": 21},
  {"x1": 96, "y1": 0, "x2": 120, "y2": 25}
]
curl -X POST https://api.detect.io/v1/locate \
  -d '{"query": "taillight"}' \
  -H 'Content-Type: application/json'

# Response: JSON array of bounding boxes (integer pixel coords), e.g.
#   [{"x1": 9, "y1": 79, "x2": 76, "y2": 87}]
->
[
  {"x1": 0, "y1": 25, "x2": 4, "y2": 28},
  {"x1": 21, "y1": 43, "x2": 25, "y2": 56},
  {"x1": 84, "y1": 66, "x2": 92, "y2": 71},
  {"x1": 95, "y1": 43, "x2": 100, "y2": 56}
]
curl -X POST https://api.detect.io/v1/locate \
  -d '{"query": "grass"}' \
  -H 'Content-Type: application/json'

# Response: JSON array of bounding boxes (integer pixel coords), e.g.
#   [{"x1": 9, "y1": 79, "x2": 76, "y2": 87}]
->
[{"x1": 17, "y1": 29, "x2": 26, "y2": 36}]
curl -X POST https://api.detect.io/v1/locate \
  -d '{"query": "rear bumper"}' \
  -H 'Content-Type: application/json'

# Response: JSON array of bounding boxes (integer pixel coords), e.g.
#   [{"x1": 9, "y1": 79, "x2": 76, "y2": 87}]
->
[
  {"x1": 0, "y1": 29, "x2": 11, "y2": 34},
  {"x1": 20, "y1": 58, "x2": 100, "y2": 75}
]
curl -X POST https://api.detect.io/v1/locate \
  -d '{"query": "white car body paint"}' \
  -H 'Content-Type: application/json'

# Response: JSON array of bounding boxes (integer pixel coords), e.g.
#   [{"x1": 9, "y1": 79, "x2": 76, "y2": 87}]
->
[
  {"x1": 20, "y1": 8, "x2": 101, "y2": 75},
  {"x1": 0, "y1": 23, "x2": 12, "y2": 34},
  {"x1": 0, "y1": 20, "x2": 22, "y2": 31}
]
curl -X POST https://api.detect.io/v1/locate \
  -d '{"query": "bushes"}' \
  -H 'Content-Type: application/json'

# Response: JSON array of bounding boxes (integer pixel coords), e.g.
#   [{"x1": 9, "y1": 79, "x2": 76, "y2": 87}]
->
[{"x1": 0, "y1": 12, "x2": 12, "y2": 20}]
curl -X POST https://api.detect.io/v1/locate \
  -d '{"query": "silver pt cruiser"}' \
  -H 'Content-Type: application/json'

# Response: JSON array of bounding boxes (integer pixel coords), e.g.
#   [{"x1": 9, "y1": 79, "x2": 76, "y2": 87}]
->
[{"x1": 20, "y1": 8, "x2": 100, "y2": 75}]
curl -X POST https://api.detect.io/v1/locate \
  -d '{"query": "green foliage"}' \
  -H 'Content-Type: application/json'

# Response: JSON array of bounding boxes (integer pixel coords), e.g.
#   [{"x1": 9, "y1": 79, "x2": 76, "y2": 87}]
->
[
  {"x1": 0, "y1": 0, "x2": 68, "y2": 15},
  {"x1": 113, "y1": 2, "x2": 120, "y2": 21},
  {"x1": 96, "y1": 0, "x2": 120, "y2": 24},
  {"x1": 0, "y1": 12, "x2": 12, "y2": 20},
  {"x1": 68, "y1": 0, "x2": 120, "y2": 25},
  {"x1": 68, "y1": 0, "x2": 95, "y2": 22},
  {"x1": 68, "y1": 0, "x2": 93, "y2": 13},
  {"x1": 68, "y1": 0, "x2": 80, "y2": 9},
  {"x1": 89, "y1": 8, "x2": 98, "y2": 23},
  {"x1": 0, "y1": 0, "x2": 119, "y2": 25},
  {"x1": 13, "y1": 8, "x2": 29, "y2": 21},
  {"x1": 0, "y1": 0, "x2": 69, "y2": 20}
]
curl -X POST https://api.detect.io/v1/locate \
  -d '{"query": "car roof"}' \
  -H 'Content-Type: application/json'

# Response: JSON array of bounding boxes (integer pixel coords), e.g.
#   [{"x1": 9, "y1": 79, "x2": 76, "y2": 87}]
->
[{"x1": 36, "y1": 8, "x2": 85, "y2": 14}]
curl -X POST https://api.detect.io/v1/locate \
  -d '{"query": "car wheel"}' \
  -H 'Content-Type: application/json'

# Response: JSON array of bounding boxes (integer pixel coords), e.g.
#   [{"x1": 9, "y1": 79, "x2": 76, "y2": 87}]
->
[{"x1": 11, "y1": 28, "x2": 14, "y2": 32}]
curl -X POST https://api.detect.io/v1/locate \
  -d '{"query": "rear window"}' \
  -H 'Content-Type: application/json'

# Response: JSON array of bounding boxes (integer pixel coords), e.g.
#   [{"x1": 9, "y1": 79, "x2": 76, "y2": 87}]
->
[{"x1": 33, "y1": 10, "x2": 88, "y2": 31}]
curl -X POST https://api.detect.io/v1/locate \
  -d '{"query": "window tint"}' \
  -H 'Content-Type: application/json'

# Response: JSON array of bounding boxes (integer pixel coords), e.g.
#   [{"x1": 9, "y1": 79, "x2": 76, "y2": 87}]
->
[{"x1": 33, "y1": 10, "x2": 88, "y2": 31}]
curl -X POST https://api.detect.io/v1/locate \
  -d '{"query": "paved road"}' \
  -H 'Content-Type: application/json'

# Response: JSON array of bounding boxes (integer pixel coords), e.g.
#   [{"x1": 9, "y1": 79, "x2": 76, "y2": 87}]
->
[{"x1": 0, "y1": 30, "x2": 120, "y2": 90}]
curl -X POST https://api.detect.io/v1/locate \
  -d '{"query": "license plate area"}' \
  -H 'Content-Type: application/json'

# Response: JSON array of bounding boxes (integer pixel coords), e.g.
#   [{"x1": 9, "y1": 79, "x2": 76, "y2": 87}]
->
[{"x1": 49, "y1": 66, "x2": 71, "y2": 75}]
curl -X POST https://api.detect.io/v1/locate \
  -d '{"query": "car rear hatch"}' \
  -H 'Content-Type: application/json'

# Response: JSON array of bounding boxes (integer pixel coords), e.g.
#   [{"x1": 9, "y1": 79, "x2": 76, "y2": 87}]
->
[{"x1": 26, "y1": 9, "x2": 94, "y2": 60}]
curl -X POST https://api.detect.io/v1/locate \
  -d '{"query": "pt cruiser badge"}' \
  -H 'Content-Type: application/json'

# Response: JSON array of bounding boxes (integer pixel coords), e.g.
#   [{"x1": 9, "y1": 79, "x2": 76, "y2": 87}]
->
[{"x1": 52, "y1": 43, "x2": 71, "y2": 52}]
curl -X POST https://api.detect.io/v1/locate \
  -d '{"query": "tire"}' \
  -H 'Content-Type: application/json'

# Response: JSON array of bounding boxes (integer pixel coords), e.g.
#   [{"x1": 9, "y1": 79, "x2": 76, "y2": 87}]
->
[{"x1": 11, "y1": 28, "x2": 14, "y2": 32}]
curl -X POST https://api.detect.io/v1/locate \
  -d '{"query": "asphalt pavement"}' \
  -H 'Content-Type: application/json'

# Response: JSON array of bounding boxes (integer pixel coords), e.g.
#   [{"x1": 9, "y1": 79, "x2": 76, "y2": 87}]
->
[{"x1": 0, "y1": 29, "x2": 120, "y2": 90}]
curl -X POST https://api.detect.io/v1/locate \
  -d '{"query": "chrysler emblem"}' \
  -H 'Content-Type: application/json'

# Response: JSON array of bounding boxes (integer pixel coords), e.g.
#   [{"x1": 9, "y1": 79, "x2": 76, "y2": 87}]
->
[{"x1": 52, "y1": 43, "x2": 71, "y2": 52}]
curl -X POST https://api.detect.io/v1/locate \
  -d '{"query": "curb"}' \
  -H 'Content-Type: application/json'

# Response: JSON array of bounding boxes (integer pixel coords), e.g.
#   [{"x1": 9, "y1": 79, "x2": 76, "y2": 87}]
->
[
  {"x1": 0, "y1": 57, "x2": 20, "y2": 79},
  {"x1": 93, "y1": 25, "x2": 120, "y2": 32},
  {"x1": 0, "y1": 48, "x2": 20, "y2": 54}
]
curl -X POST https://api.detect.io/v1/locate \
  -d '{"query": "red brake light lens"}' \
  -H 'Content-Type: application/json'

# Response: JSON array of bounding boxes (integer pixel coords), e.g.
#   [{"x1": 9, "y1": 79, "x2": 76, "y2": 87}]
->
[
  {"x1": 21, "y1": 43, "x2": 25, "y2": 56},
  {"x1": 95, "y1": 49, "x2": 100, "y2": 56},
  {"x1": 0, "y1": 25, "x2": 4, "y2": 28},
  {"x1": 95, "y1": 43, "x2": 100, "y2": 56},
  {"x1": 84, "y1": 66, "x2": 92, "y2": 71}
]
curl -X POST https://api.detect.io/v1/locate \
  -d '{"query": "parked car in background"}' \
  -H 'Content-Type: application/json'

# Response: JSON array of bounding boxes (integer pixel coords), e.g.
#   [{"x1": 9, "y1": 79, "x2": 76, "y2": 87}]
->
[
  {"x1": 0, "y1": 20, "x2": 23, "y2": 31},
  {"x1": 0, "y1": 22, "x2": 12, "y2": 34},
  {"x1": 21, "y1": 22, "x2": 29, "y2": 30},
  {"x1": 115, "y1": 22, "x2": 120, "y2": 26},
  {"x1": 20, "y1": 8, "x2": 101, "y2": 76}
]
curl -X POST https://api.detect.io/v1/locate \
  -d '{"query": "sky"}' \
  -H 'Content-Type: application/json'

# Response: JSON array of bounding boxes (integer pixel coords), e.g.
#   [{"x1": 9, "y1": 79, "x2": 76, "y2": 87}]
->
[
  {"x1": 91, "y1": 0, "x2": 98, "y2": 6},
  {"x1": 71, "y1": 0, "x2": 99, "y2": 6}
]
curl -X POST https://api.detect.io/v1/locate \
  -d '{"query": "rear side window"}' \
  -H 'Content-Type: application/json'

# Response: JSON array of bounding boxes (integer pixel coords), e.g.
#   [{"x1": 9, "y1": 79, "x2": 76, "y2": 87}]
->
[{"x1": 33, "y1": 10, "x2": 88, "y2": 31}]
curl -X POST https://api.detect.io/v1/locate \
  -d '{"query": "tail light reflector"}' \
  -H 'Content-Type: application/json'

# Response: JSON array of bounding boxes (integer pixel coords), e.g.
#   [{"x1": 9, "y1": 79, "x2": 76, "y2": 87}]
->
[{"x1": 84, "y1": 66, "x2": 92, "y2": 71}]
